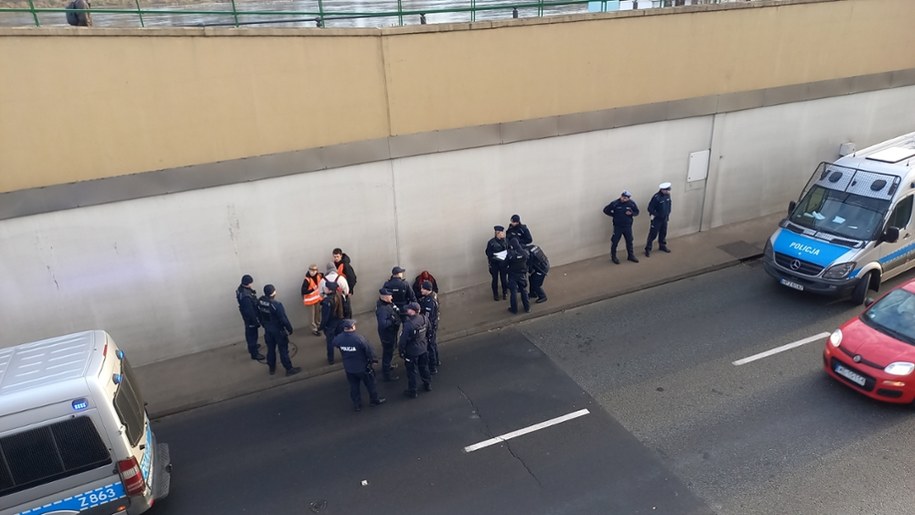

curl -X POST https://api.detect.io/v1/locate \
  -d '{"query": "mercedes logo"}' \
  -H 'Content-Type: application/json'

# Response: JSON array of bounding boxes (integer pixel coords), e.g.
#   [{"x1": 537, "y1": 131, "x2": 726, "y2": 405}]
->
[
  {"x1": 853, "y1": 355, "x2": 862, "y2": 363},
  {"x1": 790, "y1": 259, "x2": 802, "y2": 271}
]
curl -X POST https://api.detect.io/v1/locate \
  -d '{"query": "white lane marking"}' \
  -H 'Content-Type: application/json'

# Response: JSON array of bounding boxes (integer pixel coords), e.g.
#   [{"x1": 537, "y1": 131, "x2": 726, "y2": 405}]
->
[
  {"x1": 463, "y1": 409, "x2": 590, "y2": 453},
  {"x1": 732, "y1": 332, "x2": 831, "y2": 366}
]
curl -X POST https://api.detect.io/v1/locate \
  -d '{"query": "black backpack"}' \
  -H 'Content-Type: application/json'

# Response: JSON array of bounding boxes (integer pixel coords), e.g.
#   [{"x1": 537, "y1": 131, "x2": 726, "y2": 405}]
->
[
  {"x1": 66, "y1": 0, "x2": 80, "y2": 26},
  {"x1": 525, "y1": 244, "x2": 550, "y2": 274}
]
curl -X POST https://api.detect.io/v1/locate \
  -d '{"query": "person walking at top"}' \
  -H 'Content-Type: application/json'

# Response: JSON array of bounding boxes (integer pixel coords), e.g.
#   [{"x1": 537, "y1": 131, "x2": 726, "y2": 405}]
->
[
  {"x1": 319, "y1": 281, "x2": 347, "y2": 365},
  {"x1": 256, "y1": 285, "x2": 302, "y2": 377},
  {"x1": 375, "y1": 288, "x2": 401, "y2": 382},
  {"x1": 485, "y1": 225, "x2": 510, "y2": 301},
  {"x1": 333, "y1": 319, "x2": 386, "y2": 412},
  {"x1": 418, "y1": 280, "x2": 441, "y2": 375},
  {"x1": 506, "y1": 214, "x2": 533, "y2": 245},
  {"x1": 398, "y1": 302, "x2": 432, "y2": 398},
  {"x1": 300, "y1": 264, "x2": 324, "y2": 336},
  {"x1": 645, "y1": 182, "x2": 673, "y2": 257},
  {"x1": 332, "y1": 248, "x2": 358, "y2": 294},
  {"x1": 235, "y1": 274, "x2": 264, "y2": 361},
  {"x1": 505, "y1": 238, "x2": 531, "y2": 314},
  {"x1": 65, "y1": 0, "x2": 92, "y2": 26},
  {"x1": 603, "y1": 190, "x2": 640, "y2": 264},
  {"x1": 383, "y1": 266, "x2": 416, "y2": 317}
]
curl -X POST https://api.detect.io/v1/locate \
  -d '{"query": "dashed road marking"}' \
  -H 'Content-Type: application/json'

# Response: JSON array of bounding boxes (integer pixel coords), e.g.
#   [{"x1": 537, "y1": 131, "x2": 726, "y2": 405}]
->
[
  {"x1": 732, "y1": 332, "x2": 831, "y2": 366},
  {"x1": 463, "y1": 409, "x2": 590, "y2": 453}
]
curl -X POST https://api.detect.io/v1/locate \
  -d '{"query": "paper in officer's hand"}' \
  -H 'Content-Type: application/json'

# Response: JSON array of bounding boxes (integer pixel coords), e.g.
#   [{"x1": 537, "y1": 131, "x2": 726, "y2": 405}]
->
[{"x1": 493, "y1": 250, "x2": 508, "y2": 261}]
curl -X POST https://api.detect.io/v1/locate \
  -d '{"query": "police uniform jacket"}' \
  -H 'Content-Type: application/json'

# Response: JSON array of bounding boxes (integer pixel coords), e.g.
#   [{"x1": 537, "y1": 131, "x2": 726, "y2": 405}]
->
[
  {"x1": 333, "y1": 331, "x2": 377, "y2": 374},
  {"x1": 485, "y1": 237, "x2": 509, "y2": 266},
  {"x1": 319, "y1": 295, "x2": 344, "y2": 335},
  {"x1": 506, "y1": 248, "x2": 530, "y2": 275},
  {"x1": 383, "y1": 276, "x2": 416, "y2": 310},
  {"x1": 236, "y1": 285, "x2": 260, "y2": 327},
  {"x1": 398, "y1": 314, "x2": 429, "y2": 357},
  {"x1": 506, "y1": 224, "x2": 533, "y2": 245},
  {"x1": 602, "y1": 199, "x2": 640, "y2": 227},
  {"x1": 418, "y1": 294, "x2": 439, "y2": 330},
  {"x1": 257, "y1": 296, "x2": 293, "y2": 334},
  {"x1": 375, "y1": 300, "x2": 401, "y2": 337},
  {"x1": 648, "y1": 192, "x2": 672, "y2": 221}
]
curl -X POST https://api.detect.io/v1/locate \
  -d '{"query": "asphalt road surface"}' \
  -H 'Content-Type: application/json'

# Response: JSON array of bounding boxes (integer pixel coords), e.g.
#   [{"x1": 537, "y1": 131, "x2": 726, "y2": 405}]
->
[{"x1": 151, "y1": 261, "x2": 915, "y2": 514}]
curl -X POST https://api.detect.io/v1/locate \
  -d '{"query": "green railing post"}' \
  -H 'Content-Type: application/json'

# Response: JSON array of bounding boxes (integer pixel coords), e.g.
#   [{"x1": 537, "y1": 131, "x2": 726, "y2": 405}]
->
[
  {"x1": 230, "y1": 0, "x2": 239, "y2": 27},
  {"x1": 538, "y1": 0, "x2": 544, "y2": 17},
  {"x1": 471, "y1": 0, "x2": 476, "y2": 22},
  {"x1": 397, "y1": 0, "x2": 403, "y2": 26},
  {"x1": 134, "y1": 0, "x2": 145, "y2": 27},
  {"x1": 317, "y1": 0, "x2": 325, "y2": 27},
  {"x1": 25, "y1": 0, "x2": 39, "y2": 27}
]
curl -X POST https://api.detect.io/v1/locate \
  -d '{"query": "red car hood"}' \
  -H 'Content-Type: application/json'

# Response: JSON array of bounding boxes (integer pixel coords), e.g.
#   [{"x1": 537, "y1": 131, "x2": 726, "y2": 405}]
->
[{"x1": 840, "y1": 317, "x2": 915, "y2": 365}]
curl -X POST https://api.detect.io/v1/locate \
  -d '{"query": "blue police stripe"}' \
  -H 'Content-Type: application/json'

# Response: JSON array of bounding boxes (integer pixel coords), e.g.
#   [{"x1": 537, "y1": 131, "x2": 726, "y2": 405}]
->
[
  {"x1": 877, "y1": 240, "x2": 915, "y2": 265},
  {"x1": 139, "y1": 425, "x2": 152, "y2": 481},
  {"x1": 17, "y1": 482, "x2": 126, "y2": 515},
  {"x1": 772, "y1": 230, "x2": 851, "y2": 268}
]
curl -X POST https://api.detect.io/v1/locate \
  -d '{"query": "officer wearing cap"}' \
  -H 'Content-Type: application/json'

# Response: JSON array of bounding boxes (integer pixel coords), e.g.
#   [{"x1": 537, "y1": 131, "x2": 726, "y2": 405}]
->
[
  {"x1": 505, "y1": 238, "x2": 531, "y2": 314},
  {"x1": 645, "y1": 182, "x2": 673, "y2": 257},
  {"x1": 485, "y1": 225, "x2": 510, "y2": 301},
  {"x1": 256, "y1": 284, "x2": 302, "y2": 377},
  {"x1": 417, "y1": 280, "x2": 441, "y2": 374},
  {"x1": 602, "y1": 190, "x2": 641, "y2": 264},
  {"x1": 236, "y1": 274, "x2": 264, "y2": 361},
  {"x1": 398, "y1": 302, "x2": 432, "y2": 398},
  {"x1": 374, "y1": 287, "x2": 401, "y2": 381},
  {"x1": 383, "y1": 266, "x2": 416, "y2": 318},
  {"x1": 506, "y1": 214, "x2": 533, "y2": 245},
  {"x1": 333, "y1": 319, "x2": 386, "y2": 412}
]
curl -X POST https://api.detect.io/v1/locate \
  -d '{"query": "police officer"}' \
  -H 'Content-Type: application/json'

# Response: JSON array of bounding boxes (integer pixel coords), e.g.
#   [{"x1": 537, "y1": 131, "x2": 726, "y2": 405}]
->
[
  {"x1": 256, "y1": 284, "x2": 302, "y2": 377},
  {"x1": 398, "y1": 302, "x2": 432, "y2": 398},
  {"x1": 645, "y1": 182, "x2": 673, "y2": 257},
  {"x1": 333, "y1": 319, "x2": 386, "y2": 412},
  {"x1": 602, "y1": 190, "x2": 641, "y2": 264},
  {"x1": 506, "y1": 214, "x2": 533, "y2": 245},
  {"x1": 375, "y1": 288, "x2": 401, "y2": 382},
  {"x1": 235, "y1": 274, "x2": 264, "y2": 360},
  {"x1": 485, "y1": 225, "x2": 509, "y2": 301},
  {"x1": 418, "y1": 281, "x2": 440, "y2": 375},
  {"x1": 505, "y1": 238, "x2": 531, "y2": 314},
  {"x1": 319, "y1": 281, "x2": 346, "y2": 365},
  {"x1": 383, "y1": 266, "x2": 416, "y2": 318}
]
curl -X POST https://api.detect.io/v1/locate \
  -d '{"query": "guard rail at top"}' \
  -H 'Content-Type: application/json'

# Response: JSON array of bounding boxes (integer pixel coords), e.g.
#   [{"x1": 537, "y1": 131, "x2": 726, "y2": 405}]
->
[{"x1": 0, "y1": 0, "x2": 747, "y2": 28}]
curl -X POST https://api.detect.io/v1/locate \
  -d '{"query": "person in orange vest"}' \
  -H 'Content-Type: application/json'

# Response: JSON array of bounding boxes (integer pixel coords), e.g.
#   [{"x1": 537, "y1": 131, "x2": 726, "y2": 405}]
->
[
  {"x1": 300, "y1": 264, "x2": 324, "y2": 336},
  {"x1": 332, "y1": 248, "x2": 358, "y2": 294}
]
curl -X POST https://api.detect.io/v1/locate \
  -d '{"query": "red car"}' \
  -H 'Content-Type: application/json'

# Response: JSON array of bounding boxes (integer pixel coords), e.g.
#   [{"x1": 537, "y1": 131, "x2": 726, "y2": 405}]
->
[{"x1": 823, "y1": 279, "x2": 915, "y2": 404}]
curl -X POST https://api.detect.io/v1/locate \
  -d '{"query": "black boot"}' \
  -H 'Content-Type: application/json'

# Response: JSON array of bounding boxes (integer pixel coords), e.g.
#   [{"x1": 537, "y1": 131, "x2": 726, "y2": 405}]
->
[
  {"x1": 493, "y1": 292, "x2": 500, "y2": 301},
  {"x1": 611, "y1": 255, "x2": 620, "y2": 264}
]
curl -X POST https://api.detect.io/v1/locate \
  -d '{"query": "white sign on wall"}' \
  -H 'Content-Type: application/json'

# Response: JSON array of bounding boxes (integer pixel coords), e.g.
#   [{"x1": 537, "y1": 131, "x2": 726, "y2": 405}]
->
[{"x1": 687, "y1": 149, "x2": 710, "y2": 183}]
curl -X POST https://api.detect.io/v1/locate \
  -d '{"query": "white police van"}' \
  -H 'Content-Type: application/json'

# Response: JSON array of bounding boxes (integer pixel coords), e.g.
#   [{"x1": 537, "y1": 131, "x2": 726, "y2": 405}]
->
[
  {"x1": 0, "y1": 330, "x2": 171, "y2": 515},
  {"x1": 764, "y1": 132, "x2": 915, "y2": 304}
]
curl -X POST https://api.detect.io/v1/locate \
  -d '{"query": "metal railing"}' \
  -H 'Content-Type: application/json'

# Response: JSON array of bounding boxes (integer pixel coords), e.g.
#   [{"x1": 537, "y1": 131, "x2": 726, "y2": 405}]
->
[{"x1": 0, "y1": 1, "x2": 747, "y2": 29}]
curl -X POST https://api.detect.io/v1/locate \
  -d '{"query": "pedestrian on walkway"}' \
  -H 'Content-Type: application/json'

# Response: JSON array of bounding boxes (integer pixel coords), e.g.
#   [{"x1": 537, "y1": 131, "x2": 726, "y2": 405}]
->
[
  {"x1": 645, "y1": 182, "x2": 673, "y2": 257},
  {"x1": 505, "y1": 238, "x2": 531, "y2": 314},
  {"x1": 506, "y1": 214, "x2": 533, "y2": 245},
  {"x1": 65, "y1": 0, "x2": 92, "y2": 26},
  {"x1": 383, "y1": 266, "x2": 416, "y2": 317},
  {"x1": 525, "y1": 243, "x2": 551, "y2": 304},
  {"x1": 418, "y1": 281, "x2": 440, "y2": 375},
  {"x1": 375, "y1": 288, "x2": 401, "y2": 382},
  {"x1": 603, "y1": 190, "x2": 640, "y2": 264},
  {"x1": 235, "y1": 274, "x2": 264, "y2": 360},
  {"x1": 333, "y1": 319, "x2": 386, "y2": 412},
  {"x1": 301, "y1": 265, "x2": 324, "y2": 336},
  {"x1": 411, "y1": 270, "x2": 439, "y2": 299},
  {"x1": 399, "y1": 302, "x2": 432, "y2": 398},
  {"x1": 332, "y1": 248, "x2": 358, "y2": 294},
  {"x1": 319, "y1": 281, "x2": 346, "y2": 365},
  {"x1": 256, "y1": 285, "x2": 302, "y2": 377},
  {"x1": 485, "y1": 225, "x2": 509, "y2": 301}
]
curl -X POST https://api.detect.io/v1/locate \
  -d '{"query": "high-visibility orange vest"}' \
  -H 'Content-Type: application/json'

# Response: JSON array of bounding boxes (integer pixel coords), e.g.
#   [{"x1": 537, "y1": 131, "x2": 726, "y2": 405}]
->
[
  {"x1": 302, "y1": 275, "x2": 323, "y2": 306},
  {"x1": 336, "y1": 262, "x2": 346, "y2": 278}
]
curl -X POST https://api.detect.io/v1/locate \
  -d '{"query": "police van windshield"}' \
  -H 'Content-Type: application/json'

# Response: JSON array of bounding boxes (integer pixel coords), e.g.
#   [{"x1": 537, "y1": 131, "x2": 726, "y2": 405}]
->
[{"x1": 790, "y1": 185, "x2": 889, "y2": 240}]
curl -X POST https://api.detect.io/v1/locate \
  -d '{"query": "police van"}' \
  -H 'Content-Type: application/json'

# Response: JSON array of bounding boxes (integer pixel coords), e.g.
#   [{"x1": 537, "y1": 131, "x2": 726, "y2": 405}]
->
[
  {"x1": 0, "y1": 330, "x2": 171, "y2": 515},
  {"x1": 764, "y1": 132, "x2": 915, "y2": 304}
]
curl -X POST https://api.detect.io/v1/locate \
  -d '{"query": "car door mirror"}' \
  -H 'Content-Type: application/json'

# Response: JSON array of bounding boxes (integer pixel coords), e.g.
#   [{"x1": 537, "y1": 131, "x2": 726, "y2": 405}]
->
[
  {"x1": 883, "y1": 226, "x2": 900, "y2": 244},
  {"x1": 788, "y1": 200, "x2": 797, "y2": 215}
]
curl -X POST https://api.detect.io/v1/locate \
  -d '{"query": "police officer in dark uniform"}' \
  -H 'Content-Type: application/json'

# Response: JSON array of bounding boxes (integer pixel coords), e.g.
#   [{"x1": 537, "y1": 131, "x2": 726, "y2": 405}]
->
[
  {"x1": 375, "y1": 288, "x2": 401, "y2": 382},
  {"x1": 235, "y1": 274, "x2": 264, "y2": 360},
  {"x1": 383, "y1": 266, "x2": 416, "y2": 318},
  {"x1": 485, "y1": 225, "x2": 509, "y2": 301},
  {"x1": 256, "y1": 284, "x2": 302, "y2": 377},
  {"x1": 417, "y1": 281, "x2": 440, "y2": 375},
  {"x1": 505, "y1": 238, "x2": 531, "y2": 314},
  {"x1": 398, "y1": 302, "x2": 432, "y2": 398},
  {"x1": 333, "y1": 319, "x2": 386, "y2": 412},
  {"x1": 602, "y1": 190, "x2": 640, "y2": 264},
  {"x1": 645, "y1": 182, "x2": 673, "y2": 257},
  {"x1": 319, "y1": 281, "x2": 346, "y2": 365},
  {"x1": 506, "y1": 214, "x2": 533, "y2": 245}
]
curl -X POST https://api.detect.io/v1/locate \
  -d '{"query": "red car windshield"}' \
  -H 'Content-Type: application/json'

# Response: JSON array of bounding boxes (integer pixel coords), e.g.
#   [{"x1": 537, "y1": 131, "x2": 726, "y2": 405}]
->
[{"x1": 861, "y1": 289, "x2": 915, "y2": 346}]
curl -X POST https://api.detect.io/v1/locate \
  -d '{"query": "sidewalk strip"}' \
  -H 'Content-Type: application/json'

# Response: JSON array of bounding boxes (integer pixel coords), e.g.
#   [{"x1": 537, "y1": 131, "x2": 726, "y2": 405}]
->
[
  {"x1": 463, "y1": 409, "x2": 591, "y2": 453},
  {"x1": 732, "y1": 332, "x2": 831, "y2": 366}
]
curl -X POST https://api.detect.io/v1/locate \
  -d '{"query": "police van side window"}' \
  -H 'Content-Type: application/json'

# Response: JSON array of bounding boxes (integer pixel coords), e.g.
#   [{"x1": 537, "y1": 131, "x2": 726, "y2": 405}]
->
[
  {"x1": 887, "y1": 196, "x2": 913, "y2": 230},
  {"x1": 0, "y1": 416, "x2": 111, "y2": 496},
  {"x1": 113, "y1": 358, "x2": 146, "y2": 447}
]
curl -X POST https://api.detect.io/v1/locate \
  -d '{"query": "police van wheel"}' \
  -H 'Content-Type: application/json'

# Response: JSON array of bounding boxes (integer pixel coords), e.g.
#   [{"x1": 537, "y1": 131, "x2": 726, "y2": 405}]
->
[{"x1": 851, "y1": 272, "x2": 872, "y2": 305}]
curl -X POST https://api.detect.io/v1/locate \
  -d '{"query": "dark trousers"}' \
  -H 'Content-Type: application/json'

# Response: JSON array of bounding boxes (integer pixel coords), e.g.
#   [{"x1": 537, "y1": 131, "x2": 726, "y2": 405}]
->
[
  {"x1": 508, "y1": 273, "x2": 530, "y2": 313},
  {"x1": 264, "y1": 329, "x2": 292, "y2": 371},
  {"x1": 244, "y1": 324, "x2": 259, "y2": 357},
  {"x1": 529, "y1": 270, "x2": 546, "y2": 299},
  {"x1": 489, "y1": 263, "x2": 508, "y2": 297},
  {"x1": 611, "y1": 225, "x2": 635, "y2": 257},
  {"x1": 378, "y1": 330, "x2": 398, "y2": 377},
  {"x1": 346, "y1": 370, "x2": 380, "y2": 407},
  {"x1": 404, "y1": 353, "x2": 431, "y2": 393},
  {"x1": 646, "y1": 218, "x2": 669, "y2": 250},
  {"x1": 427, "y1": 327, "x2": 439, "y2": 368},
  {"x1": 324, "y1": 329, "x2": 339, "y2": 362}
]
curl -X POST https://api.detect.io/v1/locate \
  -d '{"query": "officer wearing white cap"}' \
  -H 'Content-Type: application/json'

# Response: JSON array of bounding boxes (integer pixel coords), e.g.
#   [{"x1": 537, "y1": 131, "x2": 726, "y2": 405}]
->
[
  {"x1": 645, "y1": 182, "x2": 673, "y2": 257},
  {"x1": 602, "y1": 190, "x2": 641, "y2": 264}
]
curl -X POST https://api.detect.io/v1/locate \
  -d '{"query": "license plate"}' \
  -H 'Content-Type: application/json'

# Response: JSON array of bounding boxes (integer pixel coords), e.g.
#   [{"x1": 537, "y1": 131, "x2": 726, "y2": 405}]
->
[
  {"x1": 779, "y1": 278, "x2": 805, "y2": 291},
  {"x1": 834, "y1": 364, "x2": 867, "y2": 387}
]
